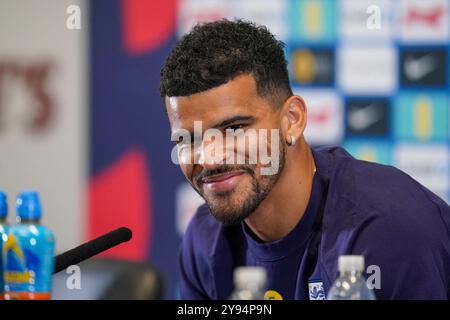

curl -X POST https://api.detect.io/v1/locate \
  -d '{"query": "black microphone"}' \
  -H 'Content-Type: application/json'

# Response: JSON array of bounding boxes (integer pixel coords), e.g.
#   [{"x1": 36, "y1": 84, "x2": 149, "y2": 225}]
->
[{"x1": 53, "y1": 227, "x2": 132, "y2": 274}]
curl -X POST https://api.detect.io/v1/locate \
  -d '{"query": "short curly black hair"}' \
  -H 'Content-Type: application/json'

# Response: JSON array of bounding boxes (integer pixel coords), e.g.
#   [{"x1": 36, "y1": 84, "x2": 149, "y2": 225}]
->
[{"x1": 159, "y1": 19, "x2": 292, "y2": 106}]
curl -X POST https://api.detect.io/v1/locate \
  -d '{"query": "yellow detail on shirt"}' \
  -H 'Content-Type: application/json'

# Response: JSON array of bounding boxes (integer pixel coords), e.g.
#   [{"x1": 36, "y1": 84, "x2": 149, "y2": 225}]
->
[{"x1": 264, "y1": 290, "x2": 283, "y2": 300}]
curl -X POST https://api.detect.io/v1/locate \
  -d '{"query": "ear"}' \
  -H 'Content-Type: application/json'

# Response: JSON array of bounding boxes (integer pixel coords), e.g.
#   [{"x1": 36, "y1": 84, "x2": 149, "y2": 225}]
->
[{"x1": 280, "y1": 95, "x2": 307, "y2": 146}]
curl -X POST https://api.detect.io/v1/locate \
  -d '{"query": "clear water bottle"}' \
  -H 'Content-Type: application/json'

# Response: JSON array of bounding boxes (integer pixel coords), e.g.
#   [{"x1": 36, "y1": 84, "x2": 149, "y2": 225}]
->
[
  {"x1": 229, "y1": 266, "x2": 267, "y2": 300},
  {"x1": 327, "y1": 255, "x2": 376, "y2": 300}
]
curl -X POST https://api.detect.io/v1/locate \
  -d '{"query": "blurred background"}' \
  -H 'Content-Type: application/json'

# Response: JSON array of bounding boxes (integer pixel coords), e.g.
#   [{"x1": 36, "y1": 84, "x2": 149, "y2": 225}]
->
[{"x1": 0, "y1": 0, "x2": 448, "y2": 299}]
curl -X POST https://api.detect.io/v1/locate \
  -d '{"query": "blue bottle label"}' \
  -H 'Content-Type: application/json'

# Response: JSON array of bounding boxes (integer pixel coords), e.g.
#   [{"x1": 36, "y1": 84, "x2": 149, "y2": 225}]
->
[
  {"x1": 0, "y1": 224, "x2": 8, "y2": 296},
  {"x1": 3, "y1": 225, "x2": 55, "y2": 296}
]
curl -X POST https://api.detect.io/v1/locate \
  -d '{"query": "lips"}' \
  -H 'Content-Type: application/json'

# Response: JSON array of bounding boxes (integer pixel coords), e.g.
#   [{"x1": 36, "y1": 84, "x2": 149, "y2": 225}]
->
[{"x1": 201, "y1": 171, "x2": 246, "y2": 194}]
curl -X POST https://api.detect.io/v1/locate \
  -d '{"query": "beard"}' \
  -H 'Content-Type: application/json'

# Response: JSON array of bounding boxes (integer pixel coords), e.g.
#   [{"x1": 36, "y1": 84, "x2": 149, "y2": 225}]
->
[{"x1": 193, "y1": 136, "x2": 287, "y2": 226}]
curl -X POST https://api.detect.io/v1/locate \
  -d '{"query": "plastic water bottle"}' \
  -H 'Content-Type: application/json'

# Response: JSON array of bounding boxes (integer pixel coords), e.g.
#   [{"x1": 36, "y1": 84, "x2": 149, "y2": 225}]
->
[
  {"x1": 229, "y1": 266, "x2": 267, "y2": 300},
  {"x1": 0, "y1": 191, "x2": 9, "y2": 300},
  {"x1": 327, "y1": 255, "x2": 376, "y2": 300},
  {"x1": 3, "y1": 191, "x2": 55, "y2": 300}
]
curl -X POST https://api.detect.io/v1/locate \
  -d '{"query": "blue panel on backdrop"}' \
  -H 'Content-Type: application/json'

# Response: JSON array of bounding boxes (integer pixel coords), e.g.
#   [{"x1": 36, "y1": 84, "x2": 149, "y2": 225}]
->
[{"x1": 90, "y1": 0, "x2": 183, "y2": 299}]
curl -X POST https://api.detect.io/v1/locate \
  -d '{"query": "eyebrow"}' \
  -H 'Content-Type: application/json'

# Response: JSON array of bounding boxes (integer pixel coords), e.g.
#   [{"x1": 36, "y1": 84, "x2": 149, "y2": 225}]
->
[{"x1": 211, "y1": 115, "x2": 255, "y2": 129}]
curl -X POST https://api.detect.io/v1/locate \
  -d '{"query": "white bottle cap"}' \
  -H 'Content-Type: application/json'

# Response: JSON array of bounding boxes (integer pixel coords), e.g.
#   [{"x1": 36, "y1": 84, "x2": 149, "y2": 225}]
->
[
  {"x1": 234, "y1": 266, "x2": 267, "y2": 288},
  {"x1": 338, "y1": 255, "x2": 365, "y2": 273}
]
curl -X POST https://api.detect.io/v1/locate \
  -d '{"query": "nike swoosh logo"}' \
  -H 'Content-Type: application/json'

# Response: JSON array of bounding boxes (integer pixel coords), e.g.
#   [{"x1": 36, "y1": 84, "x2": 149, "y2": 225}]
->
[
  {"x1": 348, "y1": 104, "x2": 383, "y2": 131},
  {"x1": 404, "y1": 53, "x2": 437, "y2": 81}
]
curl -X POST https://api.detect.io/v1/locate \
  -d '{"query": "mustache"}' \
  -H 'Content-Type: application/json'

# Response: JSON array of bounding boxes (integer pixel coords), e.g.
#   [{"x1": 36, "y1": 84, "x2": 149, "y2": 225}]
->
[{"x1": 195, "y1": 165, "x2": 255, "y2": 185}]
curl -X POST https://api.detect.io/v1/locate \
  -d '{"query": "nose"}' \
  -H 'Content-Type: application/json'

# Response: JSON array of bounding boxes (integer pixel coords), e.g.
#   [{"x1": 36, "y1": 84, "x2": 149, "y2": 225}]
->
[{"x1": 195, "y1": 134, "x2": 230, "y2": 170}]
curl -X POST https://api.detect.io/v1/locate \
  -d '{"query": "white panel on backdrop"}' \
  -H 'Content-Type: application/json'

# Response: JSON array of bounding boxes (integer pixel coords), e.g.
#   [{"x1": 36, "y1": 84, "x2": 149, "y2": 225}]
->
[
  {"x1": 177, "y1": 0, "x2": 231, "y2": 37},
  {"x1": 175, "y1": 182, "x2": 205, "y2": 237},
  {"x1": 338, "y1": 45, "x2": 397, "y2": 95},
  {"x1": 177, "y1": 0, "x2": 289, "y2": 41},
  {"x1": 398, "y1": 0, "x2": 450, "y2": 44},
  {"x1": 0, "y1": 0, "x2": 87, "y2": 252},
  {"x1": 394, "y1": 144, "x2": 449, "y2": 203},
  {"x1": 230, "y1": 0, "x2": 289, "y2": 41},
  {"x1": 339, "y1": 0, "x2": 393, "y2": 41},
  {"x1": 297, "y1": 89, "x2": 343, "y2": 146}
]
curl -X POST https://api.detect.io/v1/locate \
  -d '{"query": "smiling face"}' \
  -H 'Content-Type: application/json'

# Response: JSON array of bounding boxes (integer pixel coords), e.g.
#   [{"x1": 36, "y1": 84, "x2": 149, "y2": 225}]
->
[{"x1": 166, "y1": 74, "x2": 287, "y2": 225}]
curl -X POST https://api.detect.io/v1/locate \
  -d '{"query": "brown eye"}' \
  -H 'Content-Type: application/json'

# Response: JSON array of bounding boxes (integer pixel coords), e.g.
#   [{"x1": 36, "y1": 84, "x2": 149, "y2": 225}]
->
[{"x1": 226, "y1": 124, "x2": 245, "y2": 132}]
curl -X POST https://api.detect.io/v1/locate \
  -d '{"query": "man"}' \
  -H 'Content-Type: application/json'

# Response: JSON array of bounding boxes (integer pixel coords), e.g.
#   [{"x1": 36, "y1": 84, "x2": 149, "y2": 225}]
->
[{"x1": 159, "y1": 20, "x2": 450, "y2": 300}]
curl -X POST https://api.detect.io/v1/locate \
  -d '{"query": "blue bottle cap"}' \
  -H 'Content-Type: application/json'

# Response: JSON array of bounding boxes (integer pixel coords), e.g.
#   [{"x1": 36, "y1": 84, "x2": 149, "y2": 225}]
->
[
  {"x1": 0, "y1": 191, "x2": 7, "y2": 218},
  {"x1": 17, "y1": 190, "x2": 42, "y2": 220}
]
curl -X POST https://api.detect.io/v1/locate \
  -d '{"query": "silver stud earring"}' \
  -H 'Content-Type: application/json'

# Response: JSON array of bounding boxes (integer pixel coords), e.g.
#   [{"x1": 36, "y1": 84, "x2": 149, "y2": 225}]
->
[{"x1": 290, "y1": 135, "x2": 297, "y2": 146}]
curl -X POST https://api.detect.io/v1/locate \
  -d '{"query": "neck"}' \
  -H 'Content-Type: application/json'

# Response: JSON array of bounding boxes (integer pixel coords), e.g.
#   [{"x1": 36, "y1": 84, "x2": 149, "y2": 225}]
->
[{"x1": 244, "y1": 139, "x2": 316, "y2": 242}]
